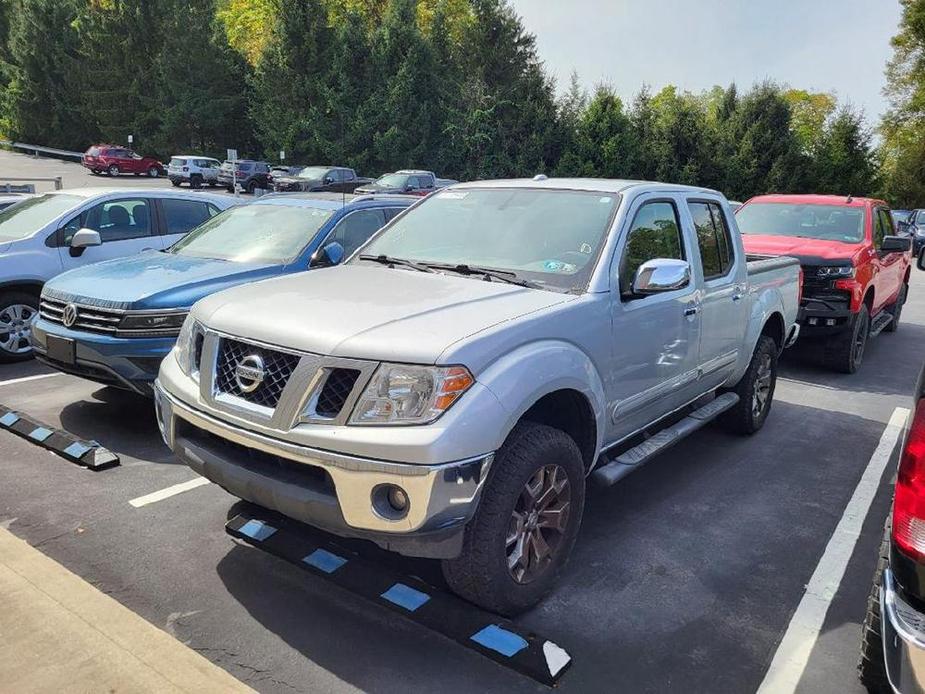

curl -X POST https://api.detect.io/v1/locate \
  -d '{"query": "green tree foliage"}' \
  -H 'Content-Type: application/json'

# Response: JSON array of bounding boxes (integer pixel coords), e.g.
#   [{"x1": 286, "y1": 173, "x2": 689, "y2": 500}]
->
[{"x1": 0, "y1": 0, "x2": 887, "y2": 202}]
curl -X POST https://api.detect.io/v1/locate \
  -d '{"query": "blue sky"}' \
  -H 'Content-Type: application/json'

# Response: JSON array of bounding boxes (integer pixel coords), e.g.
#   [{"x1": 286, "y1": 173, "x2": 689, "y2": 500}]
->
[{"x1": 508, "y1": 0, "x2": 903, "y2": 122}]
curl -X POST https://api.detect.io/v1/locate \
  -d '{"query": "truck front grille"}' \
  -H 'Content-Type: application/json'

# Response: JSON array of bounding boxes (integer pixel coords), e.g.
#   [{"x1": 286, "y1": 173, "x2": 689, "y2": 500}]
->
[
  {"x1": 39, "y1": 297, "x2": 122, "y2": 334},
  {"x1": 214, "y1": 338, "x2": 300, "y2": 409},
  {"x1": 315, "y1": 369, "x2": 361, "y2": 418}
]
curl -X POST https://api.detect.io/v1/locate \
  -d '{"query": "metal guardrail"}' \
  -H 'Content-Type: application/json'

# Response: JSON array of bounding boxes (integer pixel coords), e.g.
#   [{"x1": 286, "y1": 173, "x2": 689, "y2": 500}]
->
[
  {"x1": 0, "y1": 176, "x2": 62, "y2": 190},
  {"x1": 0, "y1": 140, "x2": 83, "y2": 160}
]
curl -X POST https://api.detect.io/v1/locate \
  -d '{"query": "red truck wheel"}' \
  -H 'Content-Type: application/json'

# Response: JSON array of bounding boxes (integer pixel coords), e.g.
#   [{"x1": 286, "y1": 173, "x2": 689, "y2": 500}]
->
[{"x1": 825, "y1": 305, "x2": 869, "y2": 374}]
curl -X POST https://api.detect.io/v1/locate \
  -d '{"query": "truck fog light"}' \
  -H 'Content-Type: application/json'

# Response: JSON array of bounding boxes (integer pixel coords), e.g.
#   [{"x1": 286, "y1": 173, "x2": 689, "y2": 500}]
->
[
  {"x1": 826, "y1": 318, "x2": 836, "y2": 326},
  {"x1": 372, "y1": 484, "x2": 410, "y2": 520},
  {"x1": 808, "y1": 318, "x2": 818, "y2": 326}
]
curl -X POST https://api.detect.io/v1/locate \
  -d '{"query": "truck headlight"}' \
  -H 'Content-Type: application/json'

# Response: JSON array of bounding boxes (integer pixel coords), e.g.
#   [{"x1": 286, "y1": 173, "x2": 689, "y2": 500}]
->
[
  {"x1": 817, "y1": 265, "x2": 855, "y2": 279},
  {"x1": 173, "y1": 316, "x2": 203, "y2": 379},
  {"x1": 349, "y1": 364, "x2": 474, "y2": 425},
  {"x1": 118, "y1": 311, "x2": 188, "y2": 335}
]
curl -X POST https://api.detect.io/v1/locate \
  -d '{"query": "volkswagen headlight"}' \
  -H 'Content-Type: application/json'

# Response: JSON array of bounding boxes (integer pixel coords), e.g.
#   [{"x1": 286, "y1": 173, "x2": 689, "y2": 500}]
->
[
  {"x1": 349, "y1": 364, "x2": 474, "y2": 425},
  {"x1": 118, "y1": 311, "x2": 188, "y2": 335},
  {"x1": 173, "y1": 316, "x2": 203, "y2": 378},
  {"x1": 817, "y1": 265, "x2": 855, "y2": 279}
]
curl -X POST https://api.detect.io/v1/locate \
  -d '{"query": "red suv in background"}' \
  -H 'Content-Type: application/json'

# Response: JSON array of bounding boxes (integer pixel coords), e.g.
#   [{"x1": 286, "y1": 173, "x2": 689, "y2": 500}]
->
[
  {"x1": 738, "y1": 194, "x2": 912, "y2": 373},
  {"x1": 82, "y1": 145, "x2": 164, "y2": 178}
]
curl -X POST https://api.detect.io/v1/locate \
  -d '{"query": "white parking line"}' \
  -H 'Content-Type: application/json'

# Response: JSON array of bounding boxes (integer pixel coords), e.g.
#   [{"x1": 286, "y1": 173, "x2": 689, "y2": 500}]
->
[
  {"x1": 0, "y1": 372, "x2": 66, "y2": 387},
  {"x1": 128, "y1": 477, "x2": 211, "y2": 508},
  {"x1": 757, "y1": 406, "x2": 909, "y2": 694}
]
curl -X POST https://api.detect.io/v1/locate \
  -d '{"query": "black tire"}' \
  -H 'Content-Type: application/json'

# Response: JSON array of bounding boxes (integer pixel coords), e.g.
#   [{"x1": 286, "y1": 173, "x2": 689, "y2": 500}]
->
[
  {"x1": 719, "y1": 335, "x2": 778, "y2": 435},
  {"x1": 107, "y1": 164, "x2": 120, "y2": 177},
  {"x1": 226, "y1": 185, "x2": 234, "y2": 193},
  {"x1": 190, "y1": 174, "x2": 202, "y2": 189},
  {"x1": 0, "y1": 291, "x2": 39, "y2": 363},
  {"x1": 441, "y1": 421, "x2": 585, "y2": 616},
  {"x1": 170, "y1": 179, "x2": 181, "y2": 187},
  {"x1": 825, "y1": 304, "x2": 870, "y2": 374},
  {"x1": 245, "y1": 180, "x2": 257, "y2": 195},
  {"x1": 858, "y1": 518, "x2": 891, "y2": 693},
  {"x1": 147, "y1": 166, "x2": 159, "y2": 178},
  {"x1": 885, "y1": 284, "x2": 907, "y2": 333}
]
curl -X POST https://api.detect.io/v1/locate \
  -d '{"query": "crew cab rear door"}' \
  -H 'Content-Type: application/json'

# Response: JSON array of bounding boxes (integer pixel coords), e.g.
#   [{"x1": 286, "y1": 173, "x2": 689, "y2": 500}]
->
[
  {"x1": 608, "y1": 194, "x2": 702, "y2": 442},
  {"x1": 684, "y1": 197, "x2": 746, "y2": 390}
]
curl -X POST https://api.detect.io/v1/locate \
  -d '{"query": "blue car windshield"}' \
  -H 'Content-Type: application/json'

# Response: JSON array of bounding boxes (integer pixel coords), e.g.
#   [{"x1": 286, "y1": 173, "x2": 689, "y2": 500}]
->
[
  {"x1": 0, "y1": 193, "x2": 82, "y2": 242},
  {"x1": 168, "y1": 204, "x2": 334, "y2": 264}
]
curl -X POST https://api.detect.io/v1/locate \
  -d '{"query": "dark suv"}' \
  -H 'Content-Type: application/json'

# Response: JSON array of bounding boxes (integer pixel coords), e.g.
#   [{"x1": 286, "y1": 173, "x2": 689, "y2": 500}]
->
[
  {"x1": 218, "y1": 160, "x2": 271, "y2": 194},
  {"x1": 82, "y1": 145, "x2": 164, "y2": 178}
]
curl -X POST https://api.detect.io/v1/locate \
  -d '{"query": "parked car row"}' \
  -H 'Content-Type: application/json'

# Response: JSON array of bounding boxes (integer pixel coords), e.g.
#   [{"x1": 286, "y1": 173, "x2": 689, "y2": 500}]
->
[{"x1": 82, "y1": 145, "x2": 164, "y2": 178}]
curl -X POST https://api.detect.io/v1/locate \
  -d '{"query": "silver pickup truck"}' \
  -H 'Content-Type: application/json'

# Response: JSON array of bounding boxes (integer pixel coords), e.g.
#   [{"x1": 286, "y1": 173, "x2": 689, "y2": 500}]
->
[{"x1": 154, "y1": 178, "x2": 800, "y2": 614}]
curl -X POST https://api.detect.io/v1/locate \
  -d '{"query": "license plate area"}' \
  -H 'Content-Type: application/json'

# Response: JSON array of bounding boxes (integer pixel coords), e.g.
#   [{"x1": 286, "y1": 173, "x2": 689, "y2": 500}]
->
[{"x1": 47, "y1": 335, "x2": 76, "y2": 365}]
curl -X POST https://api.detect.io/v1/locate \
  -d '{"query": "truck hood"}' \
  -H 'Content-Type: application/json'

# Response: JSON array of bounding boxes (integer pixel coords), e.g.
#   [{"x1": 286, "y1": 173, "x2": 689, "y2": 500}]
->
[
  {"x1": 196, "y1": 264, "x2": 574, "y2": 364},
  {"x1": 355, "y1": 183, "x2": 399, "y2": 194},
  {"x1": 742, "y1": 234, "x2": 864, "y2": 264},
  {"x1": 43, "y1": 251, "x2": 284, "y2": 311}
]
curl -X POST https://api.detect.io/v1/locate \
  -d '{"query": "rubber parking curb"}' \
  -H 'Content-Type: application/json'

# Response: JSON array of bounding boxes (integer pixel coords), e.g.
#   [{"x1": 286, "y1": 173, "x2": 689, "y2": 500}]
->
[
  {"x1": 0, "y1": 404, "x2": 119, "y2": 471},
  {"x1": 226, "y1": 512, "x2": 572, "y2": 686}
]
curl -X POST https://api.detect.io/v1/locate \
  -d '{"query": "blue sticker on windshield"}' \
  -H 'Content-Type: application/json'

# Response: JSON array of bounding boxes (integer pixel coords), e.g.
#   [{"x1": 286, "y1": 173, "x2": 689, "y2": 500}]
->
[{"x1": 543, "y1": 260, "x2": 577, "y2": 273}]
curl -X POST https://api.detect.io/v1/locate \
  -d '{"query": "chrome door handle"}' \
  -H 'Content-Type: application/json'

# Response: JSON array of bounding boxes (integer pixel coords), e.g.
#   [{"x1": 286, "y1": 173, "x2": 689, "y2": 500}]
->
[{"x1": 684, "y1": 306, "x2": 700, "y2": 316}]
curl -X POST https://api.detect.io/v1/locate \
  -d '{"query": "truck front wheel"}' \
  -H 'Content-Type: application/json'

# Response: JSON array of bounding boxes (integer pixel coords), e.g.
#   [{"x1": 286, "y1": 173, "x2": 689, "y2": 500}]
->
[
  {"x1": 441, "y1": 421, "x2": 585, "y2": 616},
  {"x1": 720, "y1": 335, "x2": 778, "y2": 435},
  {"x1": 825, "y1": 304, "x2": 869, "y2": 374}
]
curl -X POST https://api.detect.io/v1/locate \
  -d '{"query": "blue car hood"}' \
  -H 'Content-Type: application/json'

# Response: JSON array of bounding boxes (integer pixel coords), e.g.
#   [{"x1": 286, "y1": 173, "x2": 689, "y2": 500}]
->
[{"x1": 43, "y1": 251, "x2": 285, "y2": 310}]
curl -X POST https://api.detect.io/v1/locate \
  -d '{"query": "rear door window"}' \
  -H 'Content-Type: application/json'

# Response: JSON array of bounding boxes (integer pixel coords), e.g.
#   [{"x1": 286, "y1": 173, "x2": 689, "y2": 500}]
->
[
  {"x1": 160, "y1": 199, "x2": 212, "y2": 235},
  {"x1": 688, "y1": 201, "x2": 735, "y2": 279}
]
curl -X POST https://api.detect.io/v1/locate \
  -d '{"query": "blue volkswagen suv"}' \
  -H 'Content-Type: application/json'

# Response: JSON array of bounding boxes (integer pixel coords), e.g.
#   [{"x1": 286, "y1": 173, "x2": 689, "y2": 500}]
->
[{"x1": 31, "y1": 193, "x2": 414, "y2": 395}]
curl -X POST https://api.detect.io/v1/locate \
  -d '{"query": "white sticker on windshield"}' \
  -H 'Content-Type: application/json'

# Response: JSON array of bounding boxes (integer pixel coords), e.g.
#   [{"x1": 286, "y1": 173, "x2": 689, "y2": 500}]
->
[
  {"x1": 438, "y1": 191, "x2": 468, "y2": 199},
  {"x1": 599, "y1": 197, "x2": 612, "y2": 203}
]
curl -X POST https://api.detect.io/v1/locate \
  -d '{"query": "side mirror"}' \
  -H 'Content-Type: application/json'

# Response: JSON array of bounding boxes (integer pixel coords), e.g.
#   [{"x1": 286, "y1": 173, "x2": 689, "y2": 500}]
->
[
  {"x1": 68, "y1": 228, "x2": 101, "y2": 257},
  {"x1": 309, "y1": 241, "x2": 345, "y2": 268},
  {"x1": 405, "y1": 185, "x2": 414, "y2": 192},
  {"x1": 630, "y1": 258, "x2": 690, "y2": 296},
  {"x1": 324, "y1": 176, "x2": 335, "y2": 184},
  {"x1": 881, "y1": 235, "x2": 912, "y2": 253},
  {"x1": 918, "y1": 247, "x2": 925, "y2": 271}
]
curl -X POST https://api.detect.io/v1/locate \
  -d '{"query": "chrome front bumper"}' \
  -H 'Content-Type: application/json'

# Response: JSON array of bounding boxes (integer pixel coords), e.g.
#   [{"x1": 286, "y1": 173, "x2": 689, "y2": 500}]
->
[
  {"x1": 154, "y1": 381, "x2": 493, "y2": 555},
  {"x1": 882, "y1": 568, "x2": 925, "y2": 693}
]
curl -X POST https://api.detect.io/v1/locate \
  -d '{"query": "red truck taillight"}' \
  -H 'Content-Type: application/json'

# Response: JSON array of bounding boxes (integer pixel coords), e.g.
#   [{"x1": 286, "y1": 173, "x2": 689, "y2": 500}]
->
[{"x1": 894, "y1": 400, "x2": 925, "y2": 561}]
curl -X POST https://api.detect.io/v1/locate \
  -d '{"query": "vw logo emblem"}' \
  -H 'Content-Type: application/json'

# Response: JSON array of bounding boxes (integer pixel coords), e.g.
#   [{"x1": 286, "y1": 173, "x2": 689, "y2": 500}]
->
[
  {"x1": 234, "y1": 354, "x2": 265, "y2": 393},
  {"x1": 62, "y1": 303, "x2": 78, "y2": 328}
]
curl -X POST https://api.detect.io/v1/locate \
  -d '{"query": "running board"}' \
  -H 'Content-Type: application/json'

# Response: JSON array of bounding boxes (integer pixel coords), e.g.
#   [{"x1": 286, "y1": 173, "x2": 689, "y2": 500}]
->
[
  {"x1": 869, "y1": 312, "x2": 893, "y2": 338},
  {"x1": 592, "y1": 393, "x2": 739, "y2": 487}
]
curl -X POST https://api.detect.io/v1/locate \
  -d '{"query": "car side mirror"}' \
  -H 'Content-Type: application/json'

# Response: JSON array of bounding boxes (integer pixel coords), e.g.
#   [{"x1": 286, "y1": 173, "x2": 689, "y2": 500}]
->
[
  {"x1": 68, "y1": 228, "x2": 101, "y2": 256},
  {"x1": 405, "y1": 185, "x2": 414, "y2": 192},
  {"x1": 324, "y1": 176, "x2": 335, "y2": 184},
  {"x1": 629, "y1": 258, "x2": 690, "y2": 296},
  {"x1": 881, "y1": 235, "x2": 912, "y2": 253},
  {"x1": 309, "y1": 241, "x2": 345, "y2": 268}
]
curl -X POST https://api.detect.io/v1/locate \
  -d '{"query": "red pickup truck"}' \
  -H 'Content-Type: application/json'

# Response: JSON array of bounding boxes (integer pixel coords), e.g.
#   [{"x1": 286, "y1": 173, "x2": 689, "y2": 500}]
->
[{"x1": 737, "y1": 194, "x2": 912, "y2": 373}]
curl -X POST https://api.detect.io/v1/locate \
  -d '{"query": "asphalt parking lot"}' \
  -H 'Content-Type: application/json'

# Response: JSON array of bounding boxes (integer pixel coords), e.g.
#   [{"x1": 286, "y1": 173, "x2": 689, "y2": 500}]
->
[{"x1": 0, "y1": 150, "x2": 920, "y2": 692}]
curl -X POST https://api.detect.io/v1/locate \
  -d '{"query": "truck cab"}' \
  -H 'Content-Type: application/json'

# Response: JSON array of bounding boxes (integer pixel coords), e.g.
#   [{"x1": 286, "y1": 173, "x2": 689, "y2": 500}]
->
[{"x1": 738, "y1": 194, "x2": 913, "y2": 373}]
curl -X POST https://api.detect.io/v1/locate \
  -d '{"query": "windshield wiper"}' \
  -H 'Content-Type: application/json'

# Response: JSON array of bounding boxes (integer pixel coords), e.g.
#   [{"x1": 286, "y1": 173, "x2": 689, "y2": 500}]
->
[
  {"x1": 422, "y1": 263, "x2": 543, "y2": 289},
  {"x1": 359, "y1": 254, "x2": 434, "y2": 273}
]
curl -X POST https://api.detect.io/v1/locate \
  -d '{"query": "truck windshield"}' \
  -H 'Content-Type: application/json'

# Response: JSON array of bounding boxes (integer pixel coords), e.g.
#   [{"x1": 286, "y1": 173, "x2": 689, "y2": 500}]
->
[
  {"x1": 356, "y1": 188, "x2": 619, "y2": 291},
  {"x1": 168, "y1": 204, "x2": 334, "y2": 264},
  {"x1": 737, "y1": 202, "x2": 865, "y2": 244},
  {"x1": 298, "y1": 167, "x2": 331, "y2": 179},
  {"x1": 0, "y1": 193, "x2": 82, "y2": 242},
  {"x1": 376, "y1": 174, "x2": 409, "y2": 188}
]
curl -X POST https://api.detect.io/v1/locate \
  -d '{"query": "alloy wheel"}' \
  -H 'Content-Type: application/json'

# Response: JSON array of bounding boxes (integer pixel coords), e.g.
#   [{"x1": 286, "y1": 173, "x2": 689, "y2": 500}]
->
[
  {"x1": 506, "y1": 464, "x2": 571, "y2": 584},
  {"x1": 0, "y1": 303, "x2": 37, "y2": 355},
  {"x1": 752, "y1": 352, "x2": 773, "y2": 417}
]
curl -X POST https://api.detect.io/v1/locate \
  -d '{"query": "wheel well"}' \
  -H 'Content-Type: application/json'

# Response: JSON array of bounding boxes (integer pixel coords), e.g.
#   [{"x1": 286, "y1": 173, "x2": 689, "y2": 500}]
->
[
  {"x1": 0, "y1": 282, "x2": 42, "y2": 300},
  {"x1": 864, "y1": 288, "x2": 875, "y2": 311},
  {"x1": 761, "y1": 312, "x2": 785, "y2": 351},
  {"x1": 520, "y1": 389, "x2": 597, "y2": 471},
  {"x1": 905, "y1": 267, "x2": 911, "y2": 285}
]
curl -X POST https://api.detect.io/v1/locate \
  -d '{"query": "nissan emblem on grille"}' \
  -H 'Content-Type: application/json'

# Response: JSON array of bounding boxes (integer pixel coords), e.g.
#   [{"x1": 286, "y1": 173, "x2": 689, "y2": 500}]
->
[
  {"x1": 62, "y1": 303, "x2": 78, "y2": 328},
  {"x1": 235, "y1": 355, "x2": 266, "y2": 393}
]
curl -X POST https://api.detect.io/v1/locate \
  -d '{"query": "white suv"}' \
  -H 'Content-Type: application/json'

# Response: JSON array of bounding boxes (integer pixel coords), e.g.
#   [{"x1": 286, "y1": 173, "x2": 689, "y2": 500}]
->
[{"x1": 167, "y1": 156, "x2": 222, "y2": 189}]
